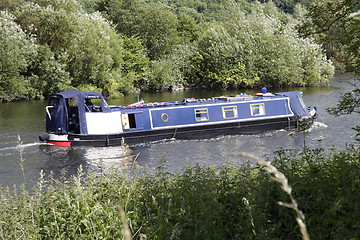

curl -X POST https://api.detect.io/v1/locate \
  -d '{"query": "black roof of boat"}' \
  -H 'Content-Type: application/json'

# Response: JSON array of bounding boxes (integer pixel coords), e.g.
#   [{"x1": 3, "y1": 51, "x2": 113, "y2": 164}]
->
[{"x1": 50, "y1": 90, "x2": 104, "y2": 99}]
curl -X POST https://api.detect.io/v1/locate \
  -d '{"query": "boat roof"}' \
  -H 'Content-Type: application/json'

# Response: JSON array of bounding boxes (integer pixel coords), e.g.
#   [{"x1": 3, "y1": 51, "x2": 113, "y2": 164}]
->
[
  {"x1": 111, "y1": 92, "x2": 302, "y2": 109},
  {"x1": 49, "y1": 90, "x2": 104, "y2": 99}
]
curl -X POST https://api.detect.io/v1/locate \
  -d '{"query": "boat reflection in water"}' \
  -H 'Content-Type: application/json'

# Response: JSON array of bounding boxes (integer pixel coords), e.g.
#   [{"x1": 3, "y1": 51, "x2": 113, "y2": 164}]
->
[{"x1": 83, "y1": 144, "x2": 136, "y2": 171}]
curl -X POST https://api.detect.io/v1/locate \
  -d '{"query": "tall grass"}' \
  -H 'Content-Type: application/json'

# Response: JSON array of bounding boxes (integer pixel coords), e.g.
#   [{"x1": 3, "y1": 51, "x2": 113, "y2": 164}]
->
[
  {"x1": 0, "y1": 145, "x2": 359, "y2": 239},
  {"x1": 230, "y1": 152, "x2": 309, "y2": 240}
]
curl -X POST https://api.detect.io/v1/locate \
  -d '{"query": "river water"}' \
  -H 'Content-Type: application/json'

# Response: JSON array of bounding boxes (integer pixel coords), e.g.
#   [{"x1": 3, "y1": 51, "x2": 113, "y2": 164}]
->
[{"x1": 0, "y1": 73, "x2": 358, "y2": 189}]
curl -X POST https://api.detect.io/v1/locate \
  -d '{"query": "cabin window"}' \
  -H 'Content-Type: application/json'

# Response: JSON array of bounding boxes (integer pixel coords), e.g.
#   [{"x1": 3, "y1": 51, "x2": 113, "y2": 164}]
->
[
  {"x1": 85, "y1": 97, "x2": 102, "y2": 112},
  {"x1": 161, "y1": 113, "x2": 169, "y2": 122},
  {"x1": 250, "y1": 103, "x2": 265, "y2": 116},
  {"x1": 222, "y1": 106, "x2": 238, "y2": 119},
  {"x1": 297, "y1": 95, "x2": 307, "y2": 110},
  {"x1": 195, "y1": 108, "x2": 209, "y2": 122},
  {"x1": 50, "y1": 97, "x2": 61, "y2": 107},
  {"x1": 68, "y1": 97, "x2": 78, "y2": 107}
]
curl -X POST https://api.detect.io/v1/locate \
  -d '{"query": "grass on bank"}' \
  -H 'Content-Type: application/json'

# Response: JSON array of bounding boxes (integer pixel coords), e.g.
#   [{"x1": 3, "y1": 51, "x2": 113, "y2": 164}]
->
[{"x1": 0, "y1": 145, "x2": 360, "y2": 239}]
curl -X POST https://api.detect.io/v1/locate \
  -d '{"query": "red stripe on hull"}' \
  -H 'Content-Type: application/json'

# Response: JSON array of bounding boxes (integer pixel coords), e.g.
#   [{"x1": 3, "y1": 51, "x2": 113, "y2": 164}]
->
[{"x1": 47, "y1": 141, "x2": 71, "y2": 147}]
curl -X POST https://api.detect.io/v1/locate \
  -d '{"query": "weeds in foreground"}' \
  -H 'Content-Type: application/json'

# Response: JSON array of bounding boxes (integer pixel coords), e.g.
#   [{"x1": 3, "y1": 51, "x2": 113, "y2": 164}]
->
[
  {"x1": 0, "y1": 145, "x2": 359, "y2": 239},
  {"x1": 230, "y1": 152, "x2": 309, "y2": 240}
]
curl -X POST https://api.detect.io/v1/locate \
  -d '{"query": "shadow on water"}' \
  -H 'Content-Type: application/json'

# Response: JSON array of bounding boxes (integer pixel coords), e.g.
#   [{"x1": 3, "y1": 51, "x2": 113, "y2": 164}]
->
[{"x1": 0, "y1": 72, "x2": 358, "y2": 189}]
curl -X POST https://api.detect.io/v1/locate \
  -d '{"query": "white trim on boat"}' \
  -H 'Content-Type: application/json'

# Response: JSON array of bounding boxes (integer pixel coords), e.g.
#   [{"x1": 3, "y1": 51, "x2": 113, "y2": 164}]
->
[{"x1": 48, "y1": 134, "x2": 69, "y2": 141}]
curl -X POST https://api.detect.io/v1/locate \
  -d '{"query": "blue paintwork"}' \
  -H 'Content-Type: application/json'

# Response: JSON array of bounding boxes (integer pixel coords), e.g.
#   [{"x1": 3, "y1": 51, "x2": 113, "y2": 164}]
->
[
  {"x1": 110, "y1": 94, "x2": 296, "y2": 134},
  {"x1": 149, "y1": 98, "x2": 291, "y2": 129}
]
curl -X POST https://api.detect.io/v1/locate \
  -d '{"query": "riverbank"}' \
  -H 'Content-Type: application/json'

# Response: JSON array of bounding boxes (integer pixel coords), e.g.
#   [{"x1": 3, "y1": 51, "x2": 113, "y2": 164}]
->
[{"x1": 1, "y1": 145, "x2": 359, "y2": 239}]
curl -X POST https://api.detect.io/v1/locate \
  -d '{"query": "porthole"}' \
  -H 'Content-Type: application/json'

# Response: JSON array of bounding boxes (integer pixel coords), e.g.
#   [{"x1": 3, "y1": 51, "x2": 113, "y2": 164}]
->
[{"x1": 161, "y1": 113, "x2": 169, "y2": 122}]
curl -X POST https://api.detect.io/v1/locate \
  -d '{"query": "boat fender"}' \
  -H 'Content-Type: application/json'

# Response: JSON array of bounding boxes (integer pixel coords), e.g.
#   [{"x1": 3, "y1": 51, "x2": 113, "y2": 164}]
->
[{"x1": 39, "y1": 133, "x2": 50, "y2": 142}]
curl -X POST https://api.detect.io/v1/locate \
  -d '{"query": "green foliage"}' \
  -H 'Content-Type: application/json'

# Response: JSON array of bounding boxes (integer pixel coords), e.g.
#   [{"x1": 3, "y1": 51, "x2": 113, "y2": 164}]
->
[
  {"x1": 177, "y1": 12, "x2": 200, "y2": 43},
  {"x1": 12, "y1": 0, "x2": 150, "y2": 98},
  {"x1": 0, "y1": 11, "x2": 37, "y2": 101},
  {"x1": 1, "y1": 145, "x2": 360, "y2": 239},
  {"x1": 247, "y1": 0, "x2": 312, "y2": 13},
  {"x1": 95, "y1": 0, "x2": 142, "y2": 37},
  {"x1": 139, "y1": 7, "x2": 180, "y2": 60},
  {"x1": 143, "y1": 44, "x2": 194, "y2": 90},
  {"x1": 122, "y1": 36, "x2": 150, "y2": 90},
  {"x1": 298, "y1": 0, "x2": 360, "y2": 73},
  {"x1": 327, "y1": 87, "x2": 360, "y2": 116},
  {"x1": 187, "y1": 2, "x2": 333, "y2": 89},
  {"x1": 271, "y1": 146, "x2": 360, "y2": 239},
  {"x1": 27, "y1": 45, "x2": 71, "y2": 98},
  {"x1": 96, "y1": 0, "x2": 183, "y2": 60},
  {"x1": 0, "y1": 0, "x2": 344, "y2": 100},
  {"x1": 352, "y1": 126, "x2": 360, "y2": 142},
  {"x1": 0, "y1": 0, "x2": 24, "y2": 11},
  {"x1": 345, "y1": 11, "x2": 360, "y2": 76},
  {"x1": 189, "y1": 23, "x2": 260, "y2": 88}
]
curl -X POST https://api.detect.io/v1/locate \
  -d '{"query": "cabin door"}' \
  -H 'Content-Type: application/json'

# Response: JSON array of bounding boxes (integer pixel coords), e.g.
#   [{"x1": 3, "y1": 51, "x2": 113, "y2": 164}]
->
[
  {"x1": 122, "y1": 114, "x2": 130, "y2": 130},
  {"x1": 121, "y1": 113, "x2": 137, "y2": 130},
  {"x1": 66, "y1": 97, "x2": 80, "y2": 134}
]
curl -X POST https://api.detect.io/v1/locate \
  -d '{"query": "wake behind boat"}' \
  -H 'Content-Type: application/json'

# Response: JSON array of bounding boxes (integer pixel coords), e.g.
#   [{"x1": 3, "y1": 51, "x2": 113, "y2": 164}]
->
[{"x1": 39, "y1": 88, "x2": 317, "y2": 147}]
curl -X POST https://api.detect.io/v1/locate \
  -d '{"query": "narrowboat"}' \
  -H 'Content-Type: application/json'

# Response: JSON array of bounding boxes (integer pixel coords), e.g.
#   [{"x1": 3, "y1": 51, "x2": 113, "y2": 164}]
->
[{"x1": 39, "y1": 88, "x2": 317, "y2": 147}]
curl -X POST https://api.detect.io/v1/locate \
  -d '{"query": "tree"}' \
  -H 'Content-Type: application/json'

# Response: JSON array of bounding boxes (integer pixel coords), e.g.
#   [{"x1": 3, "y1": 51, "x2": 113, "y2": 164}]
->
[
  {"x1": 0, "y1": 11, "x2": 37, "y2": 101},
  {"x1": 96, "y1": 0, "x2": 181, "y2": 60},
  {"x1": 15, "y1": 0, "x2": 149, "y2": 98},
  {"x1": 95, "y1": 0, "x2": 142, "y2": 37},
  {"x1": 297, "y1": 0, "x2": 360, "y2": 69},
  {"x1": 187, "y1": 1, "x2": 334, "y2": 89},
  {"x1": 303, "y1": 0, "x2": 360, "y2": 141},
  {"x1": 26, "y1": 45, "x2": 71, "y2": 98},
  {"x1": 189, "y1": 23, "x2": 260, "y2": 89},
  {"x1": 246, "y1": 0, "x2": 312, "y2": 13},
  {"x1": 344, "y1": 11, "x2": 360, "y2": 76},
  {"x1": 0, "y1": 0, "x2": 25, "y2": 11}
]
